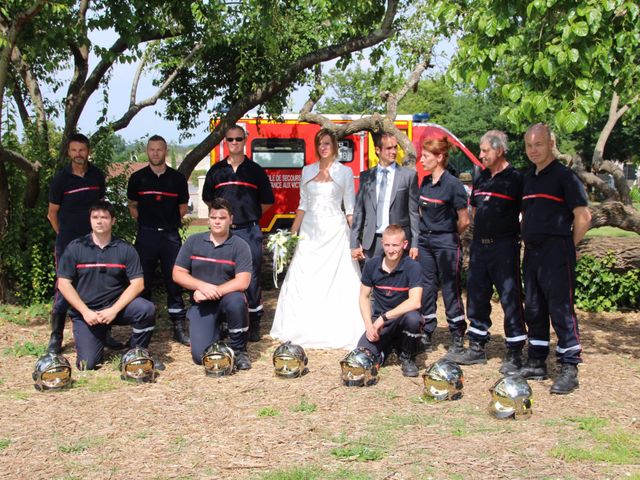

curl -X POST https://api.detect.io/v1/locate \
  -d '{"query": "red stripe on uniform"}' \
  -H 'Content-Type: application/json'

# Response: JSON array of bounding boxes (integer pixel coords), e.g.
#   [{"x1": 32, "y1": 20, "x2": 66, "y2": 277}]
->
[
  {"x1": 473, "y1": 191, "x2": 515, "y2": 201},
  {"x1": 215, "y1": 181, "x2": 257, "y2": 189},
  {"x1": 375, "y1": 286, "x2": 410, "y2": 292},
  {"x1": 419, "y1": 196, "x2": 445, "y2": 204},
  {"x1": 76, "y1": 263, "x2": 126, "y2": 269},
  {"x1": 190, "y1": 255, "x2": 236, "y2": 266},
  {"x1": 522, "y1": 193, "x2": 564, "y2": 203},
  {"x1": 138, "y1": 191, "x2": 179, "y2": 197},
  {"x1": 64, "y1": 186, "x2": 100, "y2": 195}
]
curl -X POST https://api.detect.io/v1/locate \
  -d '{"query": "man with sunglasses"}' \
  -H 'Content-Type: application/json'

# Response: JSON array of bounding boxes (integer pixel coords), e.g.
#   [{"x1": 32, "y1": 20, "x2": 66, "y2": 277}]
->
[
  {"x1": 57, "y1": 201, "x2": 156, "y2": 370},
  {"x1": 202, "y1": 125, "x2": 274, "y2": 342}
]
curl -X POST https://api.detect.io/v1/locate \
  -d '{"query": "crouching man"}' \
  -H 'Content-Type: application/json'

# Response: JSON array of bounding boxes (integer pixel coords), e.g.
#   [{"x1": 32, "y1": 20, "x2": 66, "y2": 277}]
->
[
  {"x1": 172, "y1": 198, "x2": 252, "y2": 370},
  {"x1": 57, "y1": 201, "x2": 156, "y2": 370},
  {"x1": 357, "y1": 224, "x2": 423, "y2": 377}
]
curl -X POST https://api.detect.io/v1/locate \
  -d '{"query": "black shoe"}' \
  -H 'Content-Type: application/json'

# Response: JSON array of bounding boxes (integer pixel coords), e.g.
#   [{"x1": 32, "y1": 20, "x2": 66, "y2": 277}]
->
[
  {"x1": 105, "y1": 329, "x2": 126, "y2": 350},
  {"x1": 418, "y1": 333, "x2": 433, "y2": 353},
  {"x1": 455, "y1": 341, "x2": 487, "y2": 365},
  {"x1": 47, "y1": 312, "x2": 66, "y2": 354},
  {"x1": 248, "y1": 318, "x2": 261, "y2": 342},
  {"x1": 398, "y1": 352, "x2": 419, "y2": 377},
  {"x1": 519, "y1": 358, "x2": 548, "y2": 380},
  {"x1": 153, "y1": 357, "x2": 166, "y2": 371},
  {"x1": 443, "y1": 335, "x2": 465, "y2": 362},
  {"x1": 550, "y1": 364, "x2": 579, "y2": 394},
  {"x1": 172, "y1": 318, "x2": 190, "y2": 346},
  {"x1": 235, "y1": 351, "x2": 252, "y2": 370},
  {"x1": 499, "y1": 347, "x2": 523, "y2": 376}
]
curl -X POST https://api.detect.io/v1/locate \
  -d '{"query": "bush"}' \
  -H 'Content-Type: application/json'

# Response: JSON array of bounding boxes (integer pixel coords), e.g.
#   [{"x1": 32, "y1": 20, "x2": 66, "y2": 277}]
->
[{"x1": 575, "y1": 253, "x2": 640, "y2": 312}]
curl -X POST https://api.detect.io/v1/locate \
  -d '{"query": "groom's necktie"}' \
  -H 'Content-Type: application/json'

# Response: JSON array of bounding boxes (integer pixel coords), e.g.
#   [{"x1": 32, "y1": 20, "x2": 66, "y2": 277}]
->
[{"x1": 376, "y1": 168, "x2": 388, "y2": 229}]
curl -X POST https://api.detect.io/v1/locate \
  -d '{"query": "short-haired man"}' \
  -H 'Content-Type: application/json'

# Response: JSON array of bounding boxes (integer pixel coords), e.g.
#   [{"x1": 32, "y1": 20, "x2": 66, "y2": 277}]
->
[
  {"x1": 356, "y1": 225, "x2": 423, "y2": 377},
  {"x1": 519, "y1": 123, "x2": 591, "y2": 394},
  {"x1": 449, "y1": 130, "x2": 527, "y2": 374},
  {"x1": 47, "y1": 133, "x2": 110, "y2": 353},
  {"x1": 57, "y1": 201, "x2": 156, "y2": 370},
  {"x1": 351, "y1": 132, "x2": 420, "y2": 260},
  {"x1": 127, "y1": 135, "x2": 190, "y2": 345},
  {"x1": 202, "y1": 125, "x2": 274, "y2": 342},
  {"x1": 173, "y1": 198, "x2": 253, "y2": 370}
]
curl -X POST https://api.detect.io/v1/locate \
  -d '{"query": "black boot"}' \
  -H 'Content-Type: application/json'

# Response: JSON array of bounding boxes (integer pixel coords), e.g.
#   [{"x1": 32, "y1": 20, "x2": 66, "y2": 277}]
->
[
  {"x1": 519, "y1": 357, "x2": 548, "y2": 380},
  {"x1": 235, "y1": 350, "x2": 252, "y2": 370},
  {"x1": 550, "y1": 364, "x2": 579, "y2": 394},
  {"x1": 455, "y1": 341, "x2": 487, "y2": 365},
  {"x1": 105, "y1": 327, "x2": 126, "y2": 350},
  {"x1": 418, "y1": 332, "x2": 433, "y2": 353},
  {"x1": 47, "y1": 312, "x2": 66, "y2": 354},
  {"x1": 248, "y1": 318, "x2": 261, "y2": 342},
  {"x1": 398, "y1": 352, "x2": 419, "y2": 377},
  {"x1": 443, "y1": 335, "x2": 465, "y2": 362},
  {"x1": 499, "y1": 346, "x2": 523, "y2": 376},
  {"x1": 171, "y1": 316, "x2": 190, "y2": 345}
]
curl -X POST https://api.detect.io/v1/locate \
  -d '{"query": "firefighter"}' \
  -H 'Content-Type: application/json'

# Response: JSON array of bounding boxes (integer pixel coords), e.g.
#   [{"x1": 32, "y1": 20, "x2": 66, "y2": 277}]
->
[
  {"x1": 127, "y1": 135, "x2": 190, "y2": 345},
  {"x1": 449, "y1": 130, "x2": 527, "y2": 374},
  {"x1": 57, "y1": 201, "x2": 156, "y2": 370},
  {"x1": 202, "y1": 125, "x2": 274, "y2": 342},
  {"x1": 519, "y1": 123, "x2": 591, "y2": 394},
  {"x1": 172, "y1": 198, "x2": 253, "y2": 370}
]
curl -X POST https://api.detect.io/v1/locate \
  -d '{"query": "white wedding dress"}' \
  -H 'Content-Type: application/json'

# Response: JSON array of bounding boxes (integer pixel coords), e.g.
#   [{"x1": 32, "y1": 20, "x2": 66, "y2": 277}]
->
[{"x1": 270, "y1": 179, "x2": 364, "y2": 350}]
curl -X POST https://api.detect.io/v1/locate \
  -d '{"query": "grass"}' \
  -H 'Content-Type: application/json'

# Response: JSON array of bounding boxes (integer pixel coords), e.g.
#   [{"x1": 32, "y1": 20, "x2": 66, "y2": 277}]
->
[
  {"x1": 0, "y1": 439, "x2": 10, "y2": 450},
  {"x1": 586, "y1": 226, "x2": 639, "y2": 238},
  {"x1": 3, "y1": 341, "x2": 47, "y2": 357},
  {"x1": 58, "y1": 436, "x2": 105, "y2": 454},
  {"x1": 257, "y1": 467, "x2": 372, "y2": 480},
  {"x1": 257, "y1": 406, "x2": 280, "y2": 417},
  {"x1": 0, "y1": 302, "x2": 50, "y2": 326},
  {"x1": 186, "y1": 224, "x2": 209, "y2": 236},
  {"x1": 330, "y1": 443, "x2": 385, "y2": 462},
  {"x1": 73, "y1": 373, "x2": 122, "y2": 393},
  {"x1": 291, "y1": 396, "x2": 317, "y2": 413}
]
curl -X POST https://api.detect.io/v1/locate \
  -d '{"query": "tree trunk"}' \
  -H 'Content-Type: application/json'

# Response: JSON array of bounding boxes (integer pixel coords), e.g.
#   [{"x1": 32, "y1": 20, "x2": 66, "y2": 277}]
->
[
  {"x1": 576, "y1": 237, "x2": 640, "y2": 271},
  {"x1": 590, "y1": 202, "x2": 640, "y2": 234}
]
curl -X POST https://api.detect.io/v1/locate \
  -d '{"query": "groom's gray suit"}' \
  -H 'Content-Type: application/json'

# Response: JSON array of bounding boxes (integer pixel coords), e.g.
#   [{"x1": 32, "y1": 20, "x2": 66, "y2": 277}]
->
[{"x1": 350, "y1": 164, "x2": 420, "y2": 257}]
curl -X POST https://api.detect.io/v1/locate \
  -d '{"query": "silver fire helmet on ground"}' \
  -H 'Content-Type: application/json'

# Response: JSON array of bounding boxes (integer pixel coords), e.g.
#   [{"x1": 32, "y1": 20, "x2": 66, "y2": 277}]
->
[
  {"x1": 33, "y1": 352, "x2": 72, "y2": 391},
  {"x1": 488, "y1": 375, "x2": 533, "y2": 419},
  {"x1": 340, "y1": 347, "x2": 380, "y2": 387},
  {"x1": 120, "y1": 347, "x2": 156, "y2": 383},
  {"x1": 273, "y1": 341, "x2": 308, "y2": 378},
  {"x1": 422, "y1": 359, "x2": 464, "y2": 401},
  {"x1": 202, "y1": 342, "x2": 235, "y2": 377}
]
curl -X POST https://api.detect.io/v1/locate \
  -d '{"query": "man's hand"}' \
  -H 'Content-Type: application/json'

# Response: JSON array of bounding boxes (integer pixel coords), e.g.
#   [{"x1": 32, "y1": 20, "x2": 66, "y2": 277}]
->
[
  {"x1": 96, "y1": 306, "x2": 118, "y2": 325},
  {"x1": 198, "y1": 283, "x2": 222, "y2": 300},
  {"x1": 351, "y1": 247, "x2": 365, "y2": 260},
  {"x1": 82, "y1": 310, "x2": 100, "y2": 326},
  {"x1": 193, "y1": 290, "x2": 208, "y2": 303},
  {"x1": 409, "y1": 247, "x2": 418, "y2": 260},
  {"x1": 365, "y1": 317, "x2": 384, "y2": 342}
]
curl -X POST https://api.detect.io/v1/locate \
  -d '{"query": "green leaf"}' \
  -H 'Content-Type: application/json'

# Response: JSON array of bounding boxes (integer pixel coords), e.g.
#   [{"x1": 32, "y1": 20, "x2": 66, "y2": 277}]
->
[
  {"x1": 571, "y1": 21, "x2": 589, "y2": 37},
  {"x1": 568, "y1": 48, "x2": 580, "y2": 62},
  {"x1": 575, "y1": 78, "x2": 590, "y2": 90}
]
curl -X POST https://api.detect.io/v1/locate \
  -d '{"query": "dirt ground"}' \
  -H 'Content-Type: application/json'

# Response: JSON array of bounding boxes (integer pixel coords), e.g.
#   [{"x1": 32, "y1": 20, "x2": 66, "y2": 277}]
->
[{"x1": 1, "y1": 284, "x2": 639, "y2": 480}]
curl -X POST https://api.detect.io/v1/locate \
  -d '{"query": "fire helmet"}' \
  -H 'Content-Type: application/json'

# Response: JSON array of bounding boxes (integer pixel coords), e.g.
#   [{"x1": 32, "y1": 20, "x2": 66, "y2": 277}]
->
[
  {"x1": 340, "y1": 347, "x2": 379, "y2": 387},
  {"x1": 488, "y1": 375, "x2": 533, "y2": 419},
  {"x1": 202, "y1": 342, "x2": 235, "y2": 377},
  {"x1": 273, "y1": 341, "x2": 308, "y2": 378},
  {"x1": 32, "y1": 352, "x2": 72, "y2": 391},
  {"x1": 422, "y1": 359, "x2": 464, "y2": 401},
  {"x1": 120, "y1": 347, "x2": 156, "y2": 383}
]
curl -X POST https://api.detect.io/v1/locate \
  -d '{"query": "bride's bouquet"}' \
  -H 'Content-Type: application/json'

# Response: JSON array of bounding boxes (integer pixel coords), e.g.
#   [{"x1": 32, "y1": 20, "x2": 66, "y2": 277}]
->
[{"x1": 266, "y1": 229, "x2": 302, "y2": 288}]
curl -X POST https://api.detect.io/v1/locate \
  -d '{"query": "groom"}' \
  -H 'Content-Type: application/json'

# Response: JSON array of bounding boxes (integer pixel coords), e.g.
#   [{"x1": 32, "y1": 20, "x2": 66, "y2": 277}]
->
[{"x1": 350, "y1": 132, "x2": 420, "y2": 260}]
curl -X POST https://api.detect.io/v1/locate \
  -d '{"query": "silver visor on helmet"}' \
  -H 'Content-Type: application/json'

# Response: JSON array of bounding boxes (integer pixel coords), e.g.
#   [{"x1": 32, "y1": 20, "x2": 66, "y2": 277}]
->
[
  {"x1": 422, "y1": 359, "x2": 464, "y2": 401},
  {"x1": 120, "y1": 347, "x2": 156, "y2": 383},
  {"x1": 273, "y1": 341, "x2": 308, "y2": 378},
  {"x1": 202, "y1": 342, "x2": 235, "y2": 377},
  {"x1": 33, "y1": 352, "x2": 72, "y2": 391},
  {"x1": 340, "y1": 347, "x2": 379, "y2": 387},
  {"x1": 488, "y1": 375, "x2": 533, "y2": 419}
]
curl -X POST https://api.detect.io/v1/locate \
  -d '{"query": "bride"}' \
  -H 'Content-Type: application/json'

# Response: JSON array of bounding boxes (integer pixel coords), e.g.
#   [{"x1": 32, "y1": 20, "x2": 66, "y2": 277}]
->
[{"x1": 270, "y1": 128, "x2": 364, "y2": 349}]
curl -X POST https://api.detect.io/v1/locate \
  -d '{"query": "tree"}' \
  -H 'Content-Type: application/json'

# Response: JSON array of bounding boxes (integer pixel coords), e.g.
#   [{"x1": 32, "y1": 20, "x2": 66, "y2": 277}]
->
[{"x1": 0, "y1": 0, "x2": 402, "y2": 301}]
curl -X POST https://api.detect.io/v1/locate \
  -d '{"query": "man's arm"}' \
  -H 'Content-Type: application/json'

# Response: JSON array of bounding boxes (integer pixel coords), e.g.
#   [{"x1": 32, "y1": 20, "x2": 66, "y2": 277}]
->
[
  {"x1": 47, "y1": 203, "x2": 61, "y2": 234},
  {"x1": 407, "y1": 172, "x2": 420, "y2": 259},
  {"x1": 572, "y1": 206, "x2": 591, "y2": 246},
  {"x1": 128, "y1": 200, "x2": 139, "y2": 220},
  {"x1": 456, "y1": 208, "x2": 470, "y2": 235},
  {"x1": 179, "y1": 203, "x2": 189, "y2": 218},
  {"x1": 358, "y1": 283, "x2": 380, "y2": 342},
  {"x1": 261, "y1": 203, "x2": 273, "y2": 215},
  {"x1": 96, "y1": 277, "x2": 145, "y2": 324},
  {"x1": 383, "y1": 286, "x2": 422, "y2": 320},
  {"x1": 58, "y1": 278, "x2": 99, "y2": 325}
]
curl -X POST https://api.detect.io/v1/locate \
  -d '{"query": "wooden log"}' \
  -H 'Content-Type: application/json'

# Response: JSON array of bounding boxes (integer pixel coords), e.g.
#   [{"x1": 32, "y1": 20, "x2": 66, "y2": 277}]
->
[{"x1": 576, "y1": 236, "x2": 640, "y2": 271}]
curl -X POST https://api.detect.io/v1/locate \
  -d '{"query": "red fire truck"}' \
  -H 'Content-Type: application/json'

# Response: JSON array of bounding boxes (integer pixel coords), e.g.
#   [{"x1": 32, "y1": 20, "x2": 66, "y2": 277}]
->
[{"x1": 210, "y1": 114, "x2": 482, "y2": 232}]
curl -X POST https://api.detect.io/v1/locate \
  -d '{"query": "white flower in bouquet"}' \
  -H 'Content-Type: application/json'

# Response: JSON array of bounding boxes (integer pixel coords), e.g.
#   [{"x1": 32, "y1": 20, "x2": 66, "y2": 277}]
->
[{"x1": 266, "y1": 229, "x2": 302, "y2": 287}]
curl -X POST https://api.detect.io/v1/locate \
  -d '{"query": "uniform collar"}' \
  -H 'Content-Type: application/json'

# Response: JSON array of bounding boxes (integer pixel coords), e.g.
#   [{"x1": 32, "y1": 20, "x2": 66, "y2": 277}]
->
[{"x1": 376, "y1": 254, "x2": 407, "y2": 273}]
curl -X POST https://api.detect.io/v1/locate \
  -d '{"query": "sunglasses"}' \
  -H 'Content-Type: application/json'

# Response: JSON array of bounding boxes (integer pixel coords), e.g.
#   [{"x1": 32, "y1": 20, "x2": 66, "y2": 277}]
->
[{"x1": 226, "y1": 136, "x2": 245, "y2": 143}]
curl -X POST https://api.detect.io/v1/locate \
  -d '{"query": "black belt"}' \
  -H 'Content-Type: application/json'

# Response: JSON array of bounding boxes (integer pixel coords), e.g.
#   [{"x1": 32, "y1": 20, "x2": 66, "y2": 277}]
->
[
  {"x1": 140, "y1": 225, "x2": 178, "y2": 232},
  {"x1": 231, "y1": 221, "x2": 257, "y2": 230},
  {"x1": 475, "y1": 236, "x2": 518, "y2": 245}
]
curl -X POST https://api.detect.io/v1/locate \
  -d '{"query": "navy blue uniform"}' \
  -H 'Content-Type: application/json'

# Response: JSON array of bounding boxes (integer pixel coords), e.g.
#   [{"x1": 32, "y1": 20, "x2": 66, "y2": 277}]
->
[
  {"x1": 57, "y1": 234, "x2": 155, "y2": 369},
  {"x1": 174, "y1": 232, "x2": 252, "y2": 364},
  {"x1": 466, "y1": 165, "x2": 527, "y2": 347},
  {"x1": 416, "y1": 170, "x2": 468, "y2": 337},
  {"x1": 202, "y1": 157, "x2": 274, "y2": 325},
  {"x1": 49, "y1": 164, "x2": 106, "y2": 314},
  {"x1": 521, "y1": 160, "x2": 588, "y2": 365},
  {"x1": 127, "y1": 166, "x2": 189, "y2": 318},
  {"x1": 357, "y1": 255, "x2": 423, "y2": 360}
]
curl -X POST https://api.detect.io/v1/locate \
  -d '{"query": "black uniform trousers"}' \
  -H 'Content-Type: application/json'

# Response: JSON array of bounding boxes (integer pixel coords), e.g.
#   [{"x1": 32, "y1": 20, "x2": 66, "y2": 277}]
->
[
  {"x1": 466, "y1": 237, "x2": 527, "y2": 348},
  {"x1": 188, "y1": 291, "x2": 249, "y2": 365},
  {"x1": 417, "y1": 232, "x2": 466, "y2": 337},
  {"x1": 71, "y1": 297, "x2": 156, "y2": 370},
  {"x1": 134, "y1": 227, "x2": 186, "y2": 318},
  {"x1": 523, "y1": 236, "x2": 582, "y2": 365},
  {"x1": 52, "y1": 237, "x2": 73, "y2": 315},
  {"x1": 357, "y1": 311, "x2": 422, "y2": 362},
  {"x1": 231, "y1": 224, "x2": 263, "y2": 323}
]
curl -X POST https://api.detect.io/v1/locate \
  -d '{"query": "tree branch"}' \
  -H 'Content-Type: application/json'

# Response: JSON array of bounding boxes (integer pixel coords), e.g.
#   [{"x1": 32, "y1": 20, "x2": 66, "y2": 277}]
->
[
  {"x1": 593, "y1": 90, "x2": 639, "y2": 168},
  {"x1": 11, "y1": 45, "x2": 49, "y2": 143},
  {"x1": 589, "y1": 201, "x2": 640, "y2": 234},
  {"x1": 0, "y1": 147, "x2": 41, "y2": 208}
]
